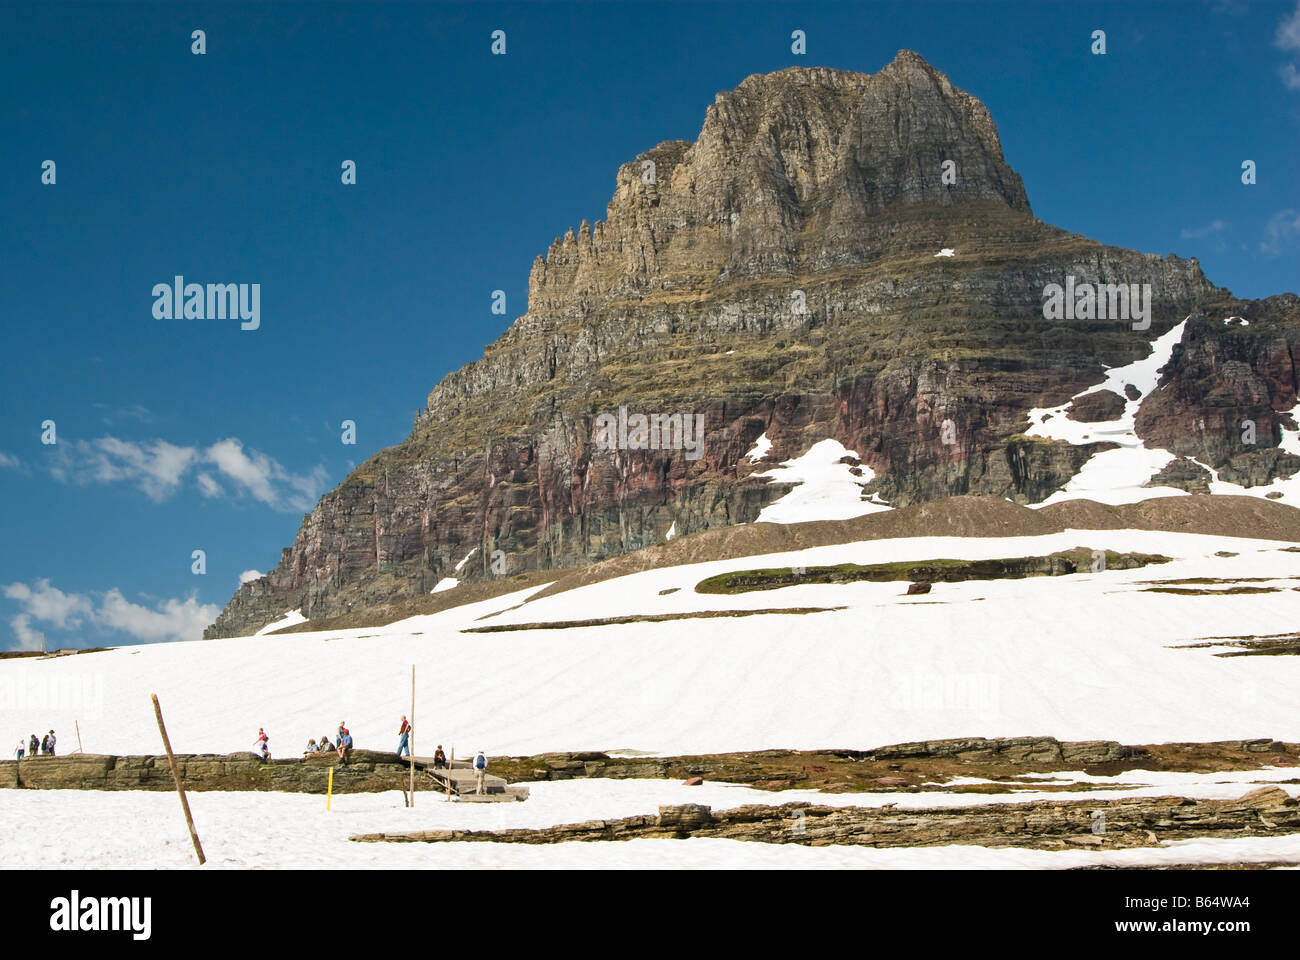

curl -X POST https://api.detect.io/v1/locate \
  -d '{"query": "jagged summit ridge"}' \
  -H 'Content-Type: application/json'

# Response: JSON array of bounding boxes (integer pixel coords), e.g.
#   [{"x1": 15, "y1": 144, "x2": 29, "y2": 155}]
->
[{"x1": 526, "y1": 52, "x2": 1030, "y2": 316}]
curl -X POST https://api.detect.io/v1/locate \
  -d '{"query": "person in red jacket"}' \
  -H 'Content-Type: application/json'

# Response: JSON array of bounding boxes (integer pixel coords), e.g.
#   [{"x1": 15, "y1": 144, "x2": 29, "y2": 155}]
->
[{"x1": 397, "y1": 716, "x2": 412, "y2": 758}]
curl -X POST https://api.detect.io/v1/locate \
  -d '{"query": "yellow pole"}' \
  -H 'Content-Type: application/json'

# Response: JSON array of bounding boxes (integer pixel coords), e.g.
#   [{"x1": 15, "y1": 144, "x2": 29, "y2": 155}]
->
[{"x1": 327, "y1": 766, "x2": 334, "y2": 811}]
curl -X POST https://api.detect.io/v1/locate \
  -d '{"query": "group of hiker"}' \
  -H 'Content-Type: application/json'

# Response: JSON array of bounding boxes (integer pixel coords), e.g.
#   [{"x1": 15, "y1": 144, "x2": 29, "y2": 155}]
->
[
  {"x1": 12, "y1": 731, "x2": 56, "y2": 759},
  {"x1": 249, "y1": 719, "x2": 489, "y2": 793},
  {"x1": 13, "y1": 717, "x2": 491, "y2": 794},
  {"x1": 301, "y1": 722, "x2": 354, "y2": 760}
]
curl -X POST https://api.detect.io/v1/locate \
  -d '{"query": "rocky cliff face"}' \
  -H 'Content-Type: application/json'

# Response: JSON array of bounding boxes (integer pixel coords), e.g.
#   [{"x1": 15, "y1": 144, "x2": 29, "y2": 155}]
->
[{"x1": 206, "y1": 51, "x2": 1299, "y2": 639}]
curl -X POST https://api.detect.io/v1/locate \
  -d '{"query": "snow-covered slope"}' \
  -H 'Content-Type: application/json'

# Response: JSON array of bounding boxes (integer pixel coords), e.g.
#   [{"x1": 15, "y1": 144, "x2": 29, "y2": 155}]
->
[
  {"x1": 4, "y1": 528, "x2": 1299, "y2": 759},
  {"x1": 4, "y1": 772, "x2": 1299, "y2": 870}
]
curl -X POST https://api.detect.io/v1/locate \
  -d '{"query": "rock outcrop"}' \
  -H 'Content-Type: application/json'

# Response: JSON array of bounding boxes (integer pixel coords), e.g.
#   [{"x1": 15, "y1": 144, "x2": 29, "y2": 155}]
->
[
  {"x1": 351, "y1": 787, "x2": 1300, "y2": 850},
  {"x1": 207, "y1": 52, "x2": 1298, "y2": 638},
  {"x1": 0, "y1": 750, "x2": 412, "y2": 794},
  {"x1": 4, "y1": 738, "x2": 1290, "y2": 794}
]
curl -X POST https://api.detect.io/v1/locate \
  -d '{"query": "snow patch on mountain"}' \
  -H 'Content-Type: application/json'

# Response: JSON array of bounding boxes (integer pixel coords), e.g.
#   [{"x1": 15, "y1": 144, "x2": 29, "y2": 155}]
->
[
  {"x1": 752, "y1": 439, "x2": 890, "y2": 523},
  {"x1": 1026, "y1": 322, "x2": 1189, "y2": 506},
  {"x1": 253, "y1": 609, "x2": 306, "y2": 635},
  {"x1": 744, "y1": 432, "x2": 772, "y2": 463}
]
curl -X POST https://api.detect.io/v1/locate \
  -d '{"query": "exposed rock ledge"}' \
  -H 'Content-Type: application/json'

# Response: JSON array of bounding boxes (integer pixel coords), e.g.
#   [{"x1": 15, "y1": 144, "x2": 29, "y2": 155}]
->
[
  {"x1": 0, "y1": 750, "x2": 413, "y2": 794},
  {"x1": 351, "y1": 787, "x2": 1300, "y2": 851},
  {"x1": 2, "y1": 737, "x2": 1291, "y2": 794}
]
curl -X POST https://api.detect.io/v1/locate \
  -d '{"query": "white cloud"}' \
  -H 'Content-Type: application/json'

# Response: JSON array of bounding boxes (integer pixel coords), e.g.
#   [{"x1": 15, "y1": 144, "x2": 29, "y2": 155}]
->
[
  {"x1": 1261, "y1": 208, "x2": 1300, "y2": 255},
  {"x1": 43, "y1": 434, "x2": 326, "y2": 512},
  {"x1": 1180, "y1": 219, "x2": 1228, "y2": 239},
  {"x1": 49, "y1": 437, "x2": 198, "y2": 501},
  {"x1": 204, "y1": 438, "x2": 279, "y2": 505},
  {"x1": 0, "y1": 451, "x2": 19, "y2": 470},
  {"x1": 3, "y1": 578, "x2": 220, "y2": 648},
  {"x1": 9, "y1": 614, "x2": 46, "y2": 652},
  {"x1": 196, "y1": 473, "x2": 223, "y2": 498},
  {"x1": 1278, "y1": 2, "x2": 1300, "y2": 88},
  {"x1": 97, "y1": 589, "x2": 218, "y2": 644},
  {"x1": 202, "y1": 438, "x2": 327, "y2": 511},
  {"x1": 1279, "y1": 1, "x2": 1300, "y2": 50},
  {"x1": 92, "y1": 402, "x2": 155, "y2": 426},
  {"x1": 2, "y1": 579, "x2": 93, "y2": 629},
  {"x1": 239, "y1": 569, "x2": 264, "y2": 584}
]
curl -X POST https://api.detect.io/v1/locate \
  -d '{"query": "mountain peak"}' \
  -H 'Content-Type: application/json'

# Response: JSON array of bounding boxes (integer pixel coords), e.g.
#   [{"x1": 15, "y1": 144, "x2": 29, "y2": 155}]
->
[
  {"x1": 206, "y1": 52, "x2": 1264, "y2": 642},
  {"x1": 526, "y1": 53, "x2": 1032, "y2": 311},
  {"x1": 886, "y1": 48, "x2": 934, "y2": 69}
]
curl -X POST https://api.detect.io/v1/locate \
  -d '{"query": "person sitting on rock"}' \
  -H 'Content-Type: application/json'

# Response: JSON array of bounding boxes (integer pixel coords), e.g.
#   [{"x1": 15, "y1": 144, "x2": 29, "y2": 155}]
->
[
  {"x1": 433, "y1": 745, "x2": 447, "y2": 769},
  {"x1": 319, "y1": 734, "x2": 334, "y2": 752},
  {"x1": 254, "y1": 728, "x2": 270, "y2": 760},
  {"x1": 336, "y1": 723, "x2": 353, "y2": 762},
  {"x1": 305, "y1": 738, "x2": 319, "y2": 755}
]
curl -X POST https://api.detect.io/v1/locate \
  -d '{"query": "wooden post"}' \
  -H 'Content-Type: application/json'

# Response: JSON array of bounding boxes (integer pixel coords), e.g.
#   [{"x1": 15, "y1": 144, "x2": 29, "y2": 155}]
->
[
  {"x1": 409, "y1": 665, "x2": 416, "y2": 808},
  {"x1": 327, "y1": 767, "x2": 334, "y2": 811},
  {"x1": 150, "y1": 694, "x2": 206, "y2": 866},
  {"x1": 75, "y1": 720, "x2": 83, "y2": 755}
]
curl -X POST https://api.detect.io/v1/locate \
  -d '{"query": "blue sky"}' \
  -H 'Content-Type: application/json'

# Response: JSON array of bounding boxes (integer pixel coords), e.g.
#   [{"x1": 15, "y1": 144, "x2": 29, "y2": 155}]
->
[{"x1": 1, "y1": 0, "x2": 1297, "y2": 651}]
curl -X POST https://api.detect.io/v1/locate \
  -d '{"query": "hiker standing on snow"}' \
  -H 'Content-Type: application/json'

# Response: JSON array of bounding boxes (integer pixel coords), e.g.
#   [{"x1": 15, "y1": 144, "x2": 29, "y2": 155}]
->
[
  {"x1": 474, "y1": 751, "x2": 488, "y2": 795},
  {"x1": 397, "y1": 716, "x2": 412, "y2": 758}
]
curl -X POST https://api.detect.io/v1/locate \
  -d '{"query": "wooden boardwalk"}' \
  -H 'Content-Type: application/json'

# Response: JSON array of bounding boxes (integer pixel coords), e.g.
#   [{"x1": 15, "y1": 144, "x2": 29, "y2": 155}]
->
[{"x1": 407, "y1": 756, "x2": 527, "y2": 802}]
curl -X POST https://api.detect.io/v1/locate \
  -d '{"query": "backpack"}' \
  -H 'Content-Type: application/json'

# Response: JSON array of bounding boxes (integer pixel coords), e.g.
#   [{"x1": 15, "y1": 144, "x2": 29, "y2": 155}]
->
[{"x1": 474, "y1": 754, "x2": 486, "y2": 770}]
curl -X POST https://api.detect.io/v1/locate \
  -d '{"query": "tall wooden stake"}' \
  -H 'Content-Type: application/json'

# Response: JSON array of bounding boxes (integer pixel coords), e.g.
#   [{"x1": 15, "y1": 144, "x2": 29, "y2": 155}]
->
[
  {"x1": 408, "y1": 665, "x2": 416, "y2": 808},
  {"x1": 151, "y1": 694, "x2": 206, "y2": 866},
  {"x1": 75, "y1": 720, "x2": 83, "y2": 755}
]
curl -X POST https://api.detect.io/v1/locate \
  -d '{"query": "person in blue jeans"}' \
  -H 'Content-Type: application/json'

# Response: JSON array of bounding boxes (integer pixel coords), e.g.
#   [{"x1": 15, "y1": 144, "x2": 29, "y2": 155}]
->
[{"x1": 396, "y1": 716, "x2": 411, "y2": 758}]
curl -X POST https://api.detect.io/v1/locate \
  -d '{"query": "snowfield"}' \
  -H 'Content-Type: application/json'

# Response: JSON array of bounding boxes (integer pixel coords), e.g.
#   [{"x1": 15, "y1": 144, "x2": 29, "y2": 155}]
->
[
  {"x1": 2, "y1": 771, "x2": 1298, "y2": 870},
  {"x1": 2, "y1": 529, "x2": 1299, "y2": 760},
  {"x1": 5, "y1": 525, "x2": 1300, "y2": 869}
]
